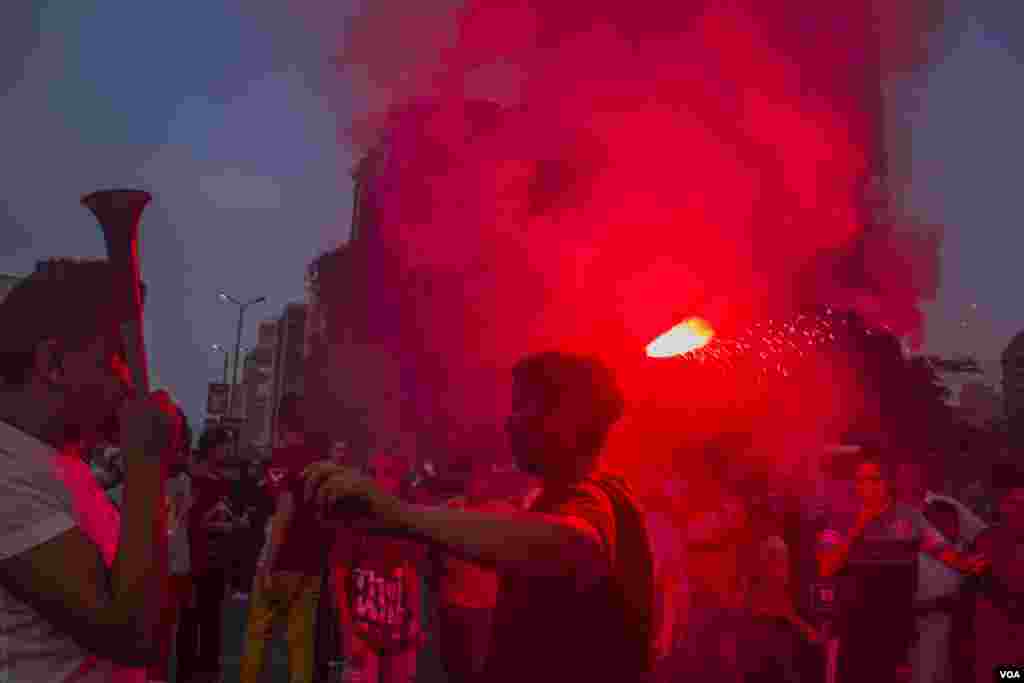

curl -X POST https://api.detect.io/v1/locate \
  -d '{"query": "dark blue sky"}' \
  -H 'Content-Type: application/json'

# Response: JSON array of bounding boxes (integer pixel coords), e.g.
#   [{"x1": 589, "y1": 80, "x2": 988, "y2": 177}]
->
[
  {"x1": 1, "y1": 1, "x2": 1020, "y2": 427},
  {"x1": 906, "y1": 1, "x2": 1024, "y2": 380}
]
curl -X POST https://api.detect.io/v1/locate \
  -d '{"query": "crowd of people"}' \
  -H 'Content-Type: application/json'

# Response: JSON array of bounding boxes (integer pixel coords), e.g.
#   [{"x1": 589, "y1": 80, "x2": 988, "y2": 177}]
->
[
  {"x1": 645, "y1": 447, "x2": 1024, "y2": 683},
  {"x1": 0, "y1": 257, "x2": 1022, "y2": 683}
]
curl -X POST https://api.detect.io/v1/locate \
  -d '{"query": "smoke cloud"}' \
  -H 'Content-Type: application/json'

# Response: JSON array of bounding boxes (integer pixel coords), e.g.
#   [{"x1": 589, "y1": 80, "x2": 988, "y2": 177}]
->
[{"x1": 320, "y1": 1, "x2": 949, "y2": 480}]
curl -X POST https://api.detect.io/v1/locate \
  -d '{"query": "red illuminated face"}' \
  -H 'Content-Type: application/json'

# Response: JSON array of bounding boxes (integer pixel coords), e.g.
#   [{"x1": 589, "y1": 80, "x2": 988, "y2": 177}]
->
[
  {"x1": 505, "y1": 379, "x2": 587, "y2": 479},
  {"x1": 49, "y1": 333, "x2": 133, "y2": 444},
  {"x1": 506, "y1": 381, "x2": 551, "y2": 476}
]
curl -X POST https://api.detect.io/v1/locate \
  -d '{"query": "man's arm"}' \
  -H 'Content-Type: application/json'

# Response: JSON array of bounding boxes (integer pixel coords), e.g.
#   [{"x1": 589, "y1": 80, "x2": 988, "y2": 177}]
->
[
  {"x1": 0, "y1": 448, "x2": 166, "y2": 666},
  {"x1": 921, "y1": 524, "x2": 986, "y2": 574},
  {"x1": 303, "y1": 464, "x2": 613, "y2": 588},
  {"x1": 396, "y1": 504, "x2": 610, "y2": 589},
  {"x1": 817, "y1": 507, "x2": 881, "y2": 578}
]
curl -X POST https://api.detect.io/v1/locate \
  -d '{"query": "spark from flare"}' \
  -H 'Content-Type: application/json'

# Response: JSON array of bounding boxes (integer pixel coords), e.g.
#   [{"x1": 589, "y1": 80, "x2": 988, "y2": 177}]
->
[{"x1": 678, "y1": 308, "x2": 884, "y2": 381}]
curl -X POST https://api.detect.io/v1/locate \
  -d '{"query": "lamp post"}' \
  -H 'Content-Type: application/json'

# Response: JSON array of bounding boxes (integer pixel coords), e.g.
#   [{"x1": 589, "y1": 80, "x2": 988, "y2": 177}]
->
[
  {"x1": 210, "y1": 344, "x2": 230, "y2": 385},
  {"x1": 218, "y1": 292, "x2": 266, "y2": 420}
]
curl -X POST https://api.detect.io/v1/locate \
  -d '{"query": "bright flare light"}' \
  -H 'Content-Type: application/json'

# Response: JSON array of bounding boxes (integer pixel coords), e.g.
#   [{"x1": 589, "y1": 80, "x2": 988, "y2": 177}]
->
[{"x1": 646, "y1": 317, "x2": 715, "y2": 358}]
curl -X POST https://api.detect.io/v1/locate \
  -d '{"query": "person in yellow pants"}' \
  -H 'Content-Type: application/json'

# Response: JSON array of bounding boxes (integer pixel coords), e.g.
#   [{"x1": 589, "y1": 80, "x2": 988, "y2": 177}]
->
[
  {"x1": 239, "y1": 395, "x2": 333, "y2": 683},
  {"x1": 240, "y1": 569, "x2": 321, "y2": 683}
]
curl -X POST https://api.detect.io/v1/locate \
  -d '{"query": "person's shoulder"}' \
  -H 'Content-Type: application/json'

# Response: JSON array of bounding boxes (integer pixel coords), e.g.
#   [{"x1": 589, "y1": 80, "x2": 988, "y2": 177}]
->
[
  {"x1": 0, "y1": 423, "x2": 70, "y2": 501},
  {"x1": 579, "y1": 470, "x2": 632, "y2": 498},
  {"x1": 0, "y1": 420, "x2": 58, "y2": 472},
  {"x1": 0, "y1": 424, "x2": 77, "y2": 559},
  {"x1": 540, "y1": 472, "x2": 628, "y2": 519}
]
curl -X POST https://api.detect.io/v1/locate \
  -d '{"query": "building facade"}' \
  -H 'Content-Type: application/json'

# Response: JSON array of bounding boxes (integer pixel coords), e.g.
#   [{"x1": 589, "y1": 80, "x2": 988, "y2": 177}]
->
[
  {"x1": 958, "y1": 381, "x2": 1004, "y2": 428},
  {"x1": 241, "y1": 321, "x2": 279, "y2": 456},
  {"x1": 1002, "y1": 332, "x2": 1024, "y2": 443},
  {"x1": 269, "y1": 303, "x2": 307, "y2": 448}
]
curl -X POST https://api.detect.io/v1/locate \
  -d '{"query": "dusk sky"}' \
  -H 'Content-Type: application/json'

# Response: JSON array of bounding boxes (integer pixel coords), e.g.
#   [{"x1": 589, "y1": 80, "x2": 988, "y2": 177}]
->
[{"x1": 1, "y1": 1, "x2": 1021, "y2": 429}]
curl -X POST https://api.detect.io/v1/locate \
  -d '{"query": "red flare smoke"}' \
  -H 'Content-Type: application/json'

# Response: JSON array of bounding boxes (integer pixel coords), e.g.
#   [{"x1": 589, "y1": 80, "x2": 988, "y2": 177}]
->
[{"x1": 310, "y1": 0, "x2": 951, "y2": 485}]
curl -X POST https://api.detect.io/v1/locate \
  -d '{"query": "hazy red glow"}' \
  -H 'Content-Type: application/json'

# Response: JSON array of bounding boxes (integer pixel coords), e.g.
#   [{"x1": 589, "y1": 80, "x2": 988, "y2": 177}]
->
[
  {"x1": 317, "y1": 1, "x2": 950, "y2": 489},
  {"x1": 646, "y1": 318, "x2": 714, "y2": 359}
]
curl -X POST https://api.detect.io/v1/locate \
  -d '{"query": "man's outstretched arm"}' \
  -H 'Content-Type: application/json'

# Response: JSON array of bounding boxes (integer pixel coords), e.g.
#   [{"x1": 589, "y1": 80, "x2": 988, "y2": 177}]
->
[
  {"x1": 304, "y1": 462, "x2": 613, "y2": 589},
  {"x1": 396, "y1": 504, "x2": 610, "y2": 588}
]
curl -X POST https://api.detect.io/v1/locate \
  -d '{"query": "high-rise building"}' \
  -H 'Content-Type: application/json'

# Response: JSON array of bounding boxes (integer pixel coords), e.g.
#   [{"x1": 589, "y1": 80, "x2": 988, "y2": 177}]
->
[
  {"x1": 1002, "y1": 332, "x2": 1024, "y2": 441},
  {"x1": 241, "y1": 323, "x2": 278, "y2": 456},
  {"x1": 269, "y1": 303, "x2": 307, "y2": 448},
  {"x1": 958, "y1": 381, "x2": 1004, "y2": 428}
]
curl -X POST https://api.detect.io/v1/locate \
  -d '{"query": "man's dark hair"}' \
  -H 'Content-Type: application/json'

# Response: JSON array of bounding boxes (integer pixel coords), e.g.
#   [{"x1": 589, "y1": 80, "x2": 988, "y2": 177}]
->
[
  {"x1": 512, "y1": 351, "x2": 625, "y2": 441},
  {"x1": 0, "y1": 259, "x2": 134, "y2": 386}
]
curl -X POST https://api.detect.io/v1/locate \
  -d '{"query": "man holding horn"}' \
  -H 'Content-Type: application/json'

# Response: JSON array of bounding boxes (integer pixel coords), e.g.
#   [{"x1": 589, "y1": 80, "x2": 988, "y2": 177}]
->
[{"x1": 0, "y1": 254, "x2": 182, "y2": 682}]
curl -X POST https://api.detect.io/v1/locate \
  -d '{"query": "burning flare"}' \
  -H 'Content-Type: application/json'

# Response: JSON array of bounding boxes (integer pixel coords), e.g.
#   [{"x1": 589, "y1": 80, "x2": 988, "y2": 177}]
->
[{"x1": 646, "y1": 317, "x2": 715, "y2": 359}]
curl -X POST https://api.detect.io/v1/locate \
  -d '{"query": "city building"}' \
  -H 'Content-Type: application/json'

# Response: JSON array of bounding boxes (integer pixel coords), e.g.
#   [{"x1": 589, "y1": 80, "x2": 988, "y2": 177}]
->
[
  {"x1": 268, "y1": 302, "x2": 307, "y2": 448},
  {"x1": 241, "y1": 321, "x2": 279, "y2": 456},
  {"x1": 1002, "y1": 331, "x2": 1024, "y2": 441},
  {"x1": 957, "y1": 381, "x2": 1004, "y2": 428},
  {"x1": 229, "y1": 381, "x2": 247, "y2": 420}
]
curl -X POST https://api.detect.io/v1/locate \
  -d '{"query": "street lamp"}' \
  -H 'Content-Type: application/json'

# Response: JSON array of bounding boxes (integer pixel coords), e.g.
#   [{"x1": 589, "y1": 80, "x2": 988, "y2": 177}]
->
[
  {"x1": 218, "y1": 291, "x2": 266, "y2": 419},
  {"x1": 210, "y1": 344, "x2": 230, "y2": 385}
]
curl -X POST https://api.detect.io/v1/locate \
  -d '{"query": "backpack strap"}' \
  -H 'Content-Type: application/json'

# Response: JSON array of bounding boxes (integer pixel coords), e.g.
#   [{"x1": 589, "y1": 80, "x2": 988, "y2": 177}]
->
[{"x1": 589, "y1": 476, "x2": 656, "y2": 674}]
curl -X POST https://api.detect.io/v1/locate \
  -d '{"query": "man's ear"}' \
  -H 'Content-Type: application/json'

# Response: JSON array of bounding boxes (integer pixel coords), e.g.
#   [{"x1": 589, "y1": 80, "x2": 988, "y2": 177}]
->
[{"x1": 32, "y1": 338, "x2": 64, "y2": 385}]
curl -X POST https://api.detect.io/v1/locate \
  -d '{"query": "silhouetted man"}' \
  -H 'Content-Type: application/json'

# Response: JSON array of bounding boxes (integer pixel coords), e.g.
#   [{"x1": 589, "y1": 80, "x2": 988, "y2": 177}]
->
[
  {"x1": 817, "y1": 455, "x2": 987, "y2": 683},
  {"x1": 302, "y1": 351, "x2": 656, "y2": 683}
]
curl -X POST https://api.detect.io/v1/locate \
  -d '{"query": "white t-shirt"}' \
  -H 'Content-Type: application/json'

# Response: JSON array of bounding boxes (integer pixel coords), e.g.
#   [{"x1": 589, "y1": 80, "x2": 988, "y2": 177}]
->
[
  {"x1": 915, "y1": 492, "x2": 987, "y2": 603},
  {"x1": 0, "y1": 420, "x2": 145, "y2": 683}
]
